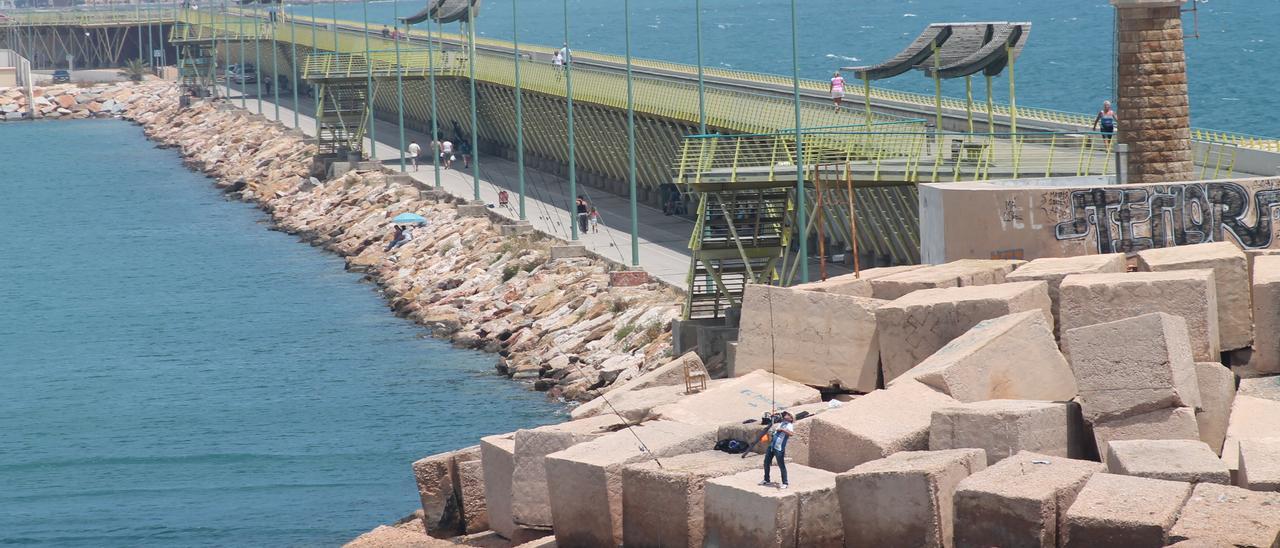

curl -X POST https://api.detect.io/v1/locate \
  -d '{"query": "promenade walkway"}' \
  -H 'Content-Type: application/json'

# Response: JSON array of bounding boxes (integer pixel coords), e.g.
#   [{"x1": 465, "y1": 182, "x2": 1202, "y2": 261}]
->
[{"x1": 221, "y1": 84, "x2": 696, "y2": 287}]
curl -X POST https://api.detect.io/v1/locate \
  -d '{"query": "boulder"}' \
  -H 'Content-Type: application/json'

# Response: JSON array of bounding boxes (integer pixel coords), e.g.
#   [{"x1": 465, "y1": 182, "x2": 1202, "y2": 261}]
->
[
  {"x1": 734, "y1": 284, "x2": 884, "y2": 391},
  {"x1": 54, "y1": 94, "x2": 75, "y2": 109},
  {"x1": 869, "y1": 259, "x2": 1024, "y2": 300},
  {"x1": 1237, "y1": 438, "x2": 1280, "y2": 491},
  {"x1": 1005, "y1": 253, "x2": 1127, "y2": 337},
  {"x1": 1062, "y1": 473, "x2": 1193, "y2": 548},
  {"x1": 621, "y1": 451, "x2": 760, "y2": 548},
  {"x1": 1194, "y1": 362, "x2": 1236, "y2": 455},
  {"x1": 930, "y1": 400, "x2": 1085, "y2": 465},
  {"x1": 544, "y1": 421, "x2": 717, "y2": 547},
  {"x1": 1063, "y1": 312, "x2": 1201, "y2": 422},
  {"x1": 837, "y1": 449, "x2": 987, "y2": 548},
  {"x1": 511, "y1": 414, "x2": 624, "y2": 529},
  {"x1": 876, "y1": 281, "x2": 1052, "y2": 382},
  {"x1": 953, "y1": 451, "x2": 1103, "y2": 548},
  {"x1": 1091, "y1": 407, "x2": 1201, "y2": 464},
  {"x1": 1058, "y1": 270, "x2": 1220, "y2": 361},
  {"x1": 1105, "y1": 439, "x2": 1230, "y2": 484},
  {"x1": 1167, "y1": 483, "x2": 1280, "y2": 546},
  {"x1": 704, "y1": 466, "x2": 842, "y2": 548},
  {"x1": 1137, "y1": 242, "x2": 1251, "y2": 351},
  {"x1": 809, "y1": 381, "x2": 959, "y2": 473},
  {"x1": 479, "y1": 434, "x2": 518, "y2": 539},
  {"x1": 893, "y1": 311, "x2": 1076, "y2": 402},
  {"x1": 651, "y1": 369, "x2": 820, "y2": 426},
  {"x1": 791, "y1": 264, "x2": 925, "y2": 297},
  {"x1": 1222, "y1": 396, "x2": 1280, "y2": 473}
]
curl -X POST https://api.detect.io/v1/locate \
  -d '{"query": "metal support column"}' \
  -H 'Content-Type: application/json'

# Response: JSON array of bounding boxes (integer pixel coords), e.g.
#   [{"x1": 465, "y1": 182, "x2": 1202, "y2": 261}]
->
[
  {"x1": 272, "y1": 5, "x2": 280, "y2": 121},
  {"x1": 564, "y1": 0, "x2": 577, "y2": 240},
  {"x1": 290, "y1": 7, "x2": 299, "y2": 128},
  {"x1": 254, "y1": 2, "x2": 262, "y2": 113},
  {"x1": 239, "y1": 4, "x2": 246, "y2": 107},
  {"x1": 428, "y1": 18, "x2": 441, "y2": 188},
  {"x1": 625, "y1": 0, "x2": 638, "y2": 266},
  {"x1": 695, "y1": 0, "x2": 705, "y2": 134},
  {"x1": 513, "y1": 0, "x2": 526, "y2": 220},
  {"x1": 789, "y1": 0, "x2": 806, "y2": 283},
  {"x1": 394, "y1": 1, "x2": 406, "y2": 172},
  {"x1": 965, "y1": 74, "x2": 974, "y2": 133},
  {"x1": 362, "y1": 0, "x2": 376, "y2": 160},
  {"x1": 466, "y1": 3, "x2": 480, "y2": 200}
]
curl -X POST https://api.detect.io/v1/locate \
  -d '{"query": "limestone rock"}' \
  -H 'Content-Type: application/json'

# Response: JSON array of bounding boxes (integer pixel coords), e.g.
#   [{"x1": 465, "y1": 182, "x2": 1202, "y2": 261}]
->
[
  {"x1": 1250, "y1": 256, "x2": 1280, "y2": 373},
  {"x1": 1167, "y1": 483, "x2": 1280, "y2": 546},
  {"x1": 930, "y1": 400, "x2": 1085, "y2": 465},
  {"x1": 1222, "y1": 395, "x2": 1280, "y2": 472},
  {"x1": 1137, "y1": 242, "x2": 1251, "y2": 351},
  {"x1": 621, "y1": 451, "x2": 760, "y2": 548},
  {"x1": 511, "y1": 414, "x2": 623, "y2": 529},
  {"x1": 1063, "y1": 473, "x2": 1193, "y2": 548},
  {"x1": 1058, "y1": 270, "x2": 1220, "y2": 361},
  {"x1": 1105, "y1": 439, "x2": 1230, "y2": 484},
  {"x1": 1194, "y1": 362, "x2": 1236, "y2": 455},
  {"x1": 837, "y1": 449, "x2": 987, "y2": 548},
  {"x1": 1005, "y1": 253, "x2": 1127, "y2": 337},
  {"x1": 953, "y1": 451, "x2": 1103, "y2": 548},
  {"x1": 1091, "y1": 407, "x2": 1201, "y2": 464},
  {"x1": 704, "y1": 466, "x2": 842, "y2": 548},
  {"x1": 479, "y1": 434, "x2": 517, "y2": 539},
  {"x1": 1238, "y1": 438, "x2": 1280, "y2": 492}
]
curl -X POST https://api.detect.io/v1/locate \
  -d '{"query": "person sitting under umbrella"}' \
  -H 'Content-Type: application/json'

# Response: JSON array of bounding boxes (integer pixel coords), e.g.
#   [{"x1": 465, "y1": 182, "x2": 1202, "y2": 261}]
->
[{"x1": 385, "y1": 225, "x2": 409, "y2": 251}]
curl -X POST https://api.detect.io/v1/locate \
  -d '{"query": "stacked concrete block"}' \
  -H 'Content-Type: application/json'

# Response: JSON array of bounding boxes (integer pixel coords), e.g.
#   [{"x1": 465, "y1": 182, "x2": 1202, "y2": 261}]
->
[
  {"x1": 511, "y1": 414, "x2": 623, "y2": 529},
  {"x1": 1004, "y1": 253, "x2": 1127, "y2": 337},
  {"x1": 620, "y1": 451, "x2": 760, "y2": 548},
  {"x1": 930, "y1": 400, "x2": 1086, "y2": 465},
  {"x1": 479, "y1": 434, "x2": 519, "y2": 540},
  {"x1": 544, "y1": 421, "x2": 716, "y2": 547},
  {"x1": 1062, "y1": 473, "x2": 1193, "y2": 547},
  {"x1": 1238, "y1": 375, "x2": 1280, "y2": 402},
  {"x1": 1222, "y1": 396, "x2": 1280, "y2": 474},
  {"x1": 876, "y1": 281, "x2": 1052, "y2": 382},
  {"x1": 1238, "y1": 438, "x2": 1280, "y2": 491},
  {"x1": 1137, "y1": 242, "x2": 1252, "y2": 351},
  {"x1": 1105, "y1": 439, "x2": 1230, "y2": 484},
  {"x1": 791, "y1": 264, "x2": 925, "y2": 297},
  {"x1": 457, "y1": 460, "x2": 489, "y2": 533},
  {"x1": 809, "y1": 381, "x2": 959, "y2": 473},
  {"x1": 652, "y1": 369, "x2": 820, "y2": 426},
  {"x1": 893, "y1": 311, "x2": 1077, "y2": 402},
  {"x1": 1194, "y1": 361, "x2": 1236, "y2": 455},
  {"x1": 734, "y1": 284, "x2": 884, "y2": 391},
  {"x1": 1091, "y1": 407, "x2": 1202, "y2": 464},
  {"x1": 869, "y1": 259, "x2": 1024, "y2": 300},
  {"x1": 1167, "y1": 483, "x2": 1280, "y2": 546},
  {"x1": 837, "y1": 449, "x2": 987, "y2": 548},
  {"x1": 570, "y1": 382, "x2": 702, "y2": 423},
  {"x1": 703, "y1": 466, "x2": 842, "y2": 548},
  {"x1": 1063, "y1": 312, "x2": 1201, "y2": 422},
  {"x1": 1058, "y1": 270, "x2": 1220, "y2": 361},
  {"x1": 412, "y1": 445, "x2": 483, "y2": 538},
  {"x1": 953, "y1": 451, "x2": 1104, "y2": 548}
]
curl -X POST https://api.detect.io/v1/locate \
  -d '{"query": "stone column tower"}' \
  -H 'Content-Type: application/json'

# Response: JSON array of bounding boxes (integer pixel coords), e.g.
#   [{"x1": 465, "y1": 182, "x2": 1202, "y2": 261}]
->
[{"x1": 1112, "y1": 0, "x2": 1195, "y2": 184}]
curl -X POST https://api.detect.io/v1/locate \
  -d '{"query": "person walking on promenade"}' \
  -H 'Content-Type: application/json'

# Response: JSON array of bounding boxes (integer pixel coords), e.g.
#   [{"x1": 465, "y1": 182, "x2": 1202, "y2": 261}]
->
[
  {"x1": 408, "y1": 140, "x2": 421, "y2": 171},
  {"x1": 760, "y1": 412, "x2": 795, "y2": 489},
  {"x1": 1093, "y1": 100, "x2": 1118, "y2": 141},
  {"x1": 576, "y1": 196, "x2": 590, "y2": 234},
  {"x1": 459, "y1": 139, "x2": 472, "y2": 169},
  {"x1": 440, "y1": 139, "x2": 454, "y2": 170},
  {"x1": 589, "y1": 206, "x2": 600, "y2": 233},
  {"x1": 830, "y1": 71, "x2": 846, "y2": 111},
  {"x1": 381, "y1": 25, "x2": 391, "y2": 39}
]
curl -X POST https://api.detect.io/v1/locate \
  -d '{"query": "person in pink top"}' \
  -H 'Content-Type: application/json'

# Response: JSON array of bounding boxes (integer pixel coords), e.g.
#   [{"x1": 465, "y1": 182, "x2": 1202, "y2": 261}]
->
[{"x1": 830, "y1": 71, "x2": 846, "y2": 111}]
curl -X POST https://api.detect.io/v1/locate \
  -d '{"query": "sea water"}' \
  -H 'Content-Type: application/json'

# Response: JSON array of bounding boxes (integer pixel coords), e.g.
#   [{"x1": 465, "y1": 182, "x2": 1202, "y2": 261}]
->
[
  {"x1": 299, "y1": 0, "x2": 1280, "y2": 136},
  {"x1": 0, "y1": 119, "x2": 562, "y2": 546}
]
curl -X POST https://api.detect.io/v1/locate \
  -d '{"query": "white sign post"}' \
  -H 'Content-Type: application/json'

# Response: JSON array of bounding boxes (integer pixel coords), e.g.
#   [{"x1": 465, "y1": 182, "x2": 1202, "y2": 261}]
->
[{"x1": 65, "y1": 54, "x2": 74, "y2": 73}]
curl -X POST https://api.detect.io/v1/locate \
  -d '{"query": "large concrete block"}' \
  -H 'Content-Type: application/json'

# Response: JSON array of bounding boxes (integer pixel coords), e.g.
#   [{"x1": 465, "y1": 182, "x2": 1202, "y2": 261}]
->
[
  {"x1": 570, "y1": 382, "x2": 698, "y2": 422},
  {"x1": 792, "y1": 265, "x2": 924, "y2": 297},
  {"x1": 1091, "y1": 407, "x2": 1201, "y2": 465},
  {"x1": 1063, "y1": 312, "x2": 1202, "y2": 422},
  {"x1": 876, "y1": 281, "x2": 1053, "y2": 382},
  {"x1": 1062, "y1": 473, "x2": 1193, "y2": 548},
  {"x1": 1238, "y1": 438, "x2": 1280, "y2": 491},
  {"x1": 870, "y1": 259, "x2": 1025, "y2": 301},
  {"x1": 894, "y1": 311, "x2": 1077, "y2": 402},
  {"x1": 458, "y1": 460, "x2": 489, "y2": 534},
  {"x1": 1251, "y1": 256, "x2": 1280, "y2": 373},
  {"x1": 652, "y1": 369, "x2": 820, "y2": 426},
  {"x1": 1238, "y1": 375, "x2": 1280, "y2": 402},
  {"x1": 1137, "y1": 242, "x2": 1252, "y2": 351},
  {"x1": 704, "y1": 466, "x2": 842, "y2": 548},
  {"x1": 1194, "y1": 361, "x2": 1236, "y2": 455},
  {"x1": 1167, "y1": 483, "x2": 1280, "y2": 546},
  {"x1": 511, "y1": 415, "x2": 624, "y2": 529},
  {"x1": 1005, "y1": 253, "x2": 1127, "y2": 337},
  {"x1": 479, "y1": 434, "x2": 517, "y2": 539},
  {"x1": 544, "y1": 421, "x2": 717, "y2": 547},
  {"x1": 1058, "y1": 270, "x2": 1221, "y2": 361},
  {"x1": 953, "y1": 451, "x2": 1104, "y2": 548},
  {"x1": 837, "y1": 449, "x2": 987, "y2": 548},
  {"x1": 930, "y1": 400, "x2": 1085, "y2": 465},
  {"x1": 1105, "y1": 439, "x2": 1230, "y2": 484},
  {"x1": 809, "y1": 381, "x2": 959, "y2": 473},
  {"x1": 607, "y1": 350, "x2": 702, "y2": 393},
  {"x1": 1222, "y1": 395, "x2": 1280, "y2": 473},
  {"x1": 411, "y1": 446, "x2": 481, "y2": 538},
  {"x1": 621, "y1": 451, "x2": 760, "y2": 548},
  {"x1": 735, "y1": 284, "x2": 884, "y2": 391}
]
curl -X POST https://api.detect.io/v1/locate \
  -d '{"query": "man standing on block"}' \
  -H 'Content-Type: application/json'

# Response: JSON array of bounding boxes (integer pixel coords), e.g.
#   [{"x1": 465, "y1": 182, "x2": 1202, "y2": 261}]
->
[{"x1": 761, "y1": 412, "x2": 795, "y2": 489}]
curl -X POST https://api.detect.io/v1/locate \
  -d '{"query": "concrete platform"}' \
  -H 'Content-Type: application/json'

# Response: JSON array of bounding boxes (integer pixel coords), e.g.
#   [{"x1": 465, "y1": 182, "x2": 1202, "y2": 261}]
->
[
  {"x1": 1005, "y1": 253, "x2": 1127, "y2": 337},
  {"x1": 1105, "y1": 439, "x2": 1230, "y2": 484},
  {"x1": 652, "y1": 369, "x2": 820, "y2": 426},
  {"x1": 869, "y1": 259, "x2": 1024, "y2": 301},
  {"x1": 1167, "y1": 483, "x2": 1280, "y2": 546},
  {"x1": 930, "y1": 400, "x2": 1085, "y2": 465},
  {"x1": 837, "y1": 449, "x2": 986, "y2": 548},
  {"x1": 621, "y1": 451, "x2": 761, "y2": 548},
  {"x1": 704, "y1": 465, "x2": 842, "y2": 548},
  {"x1": 1194, "y1": 362, "x2": 1236, "y2": 455},
  {"x1": 1238, "y1": 438, "x2": 1280, "y2": 491},
  {"x1": 1062, "y1": 473, "x2": 1193, "y2": 547},
  {"x1": 1058, "y1": 270, "x2": 1221, "y2": 361},
  {"x1": 953, "y1": 451, "x2": 1103, "y2": 548},
  {"x1": 1091, "y1": 407, "x2": 1202, "y2": 465},
  {"x1": 1137, "y1": 242, "x2": 1251, "y2": 351},
  {"x1": 511, "y1": 414, "x2": 624, "y2": 529},
  {"x1": 809, "y1": 381, "x2": 959, "y2": 473}
]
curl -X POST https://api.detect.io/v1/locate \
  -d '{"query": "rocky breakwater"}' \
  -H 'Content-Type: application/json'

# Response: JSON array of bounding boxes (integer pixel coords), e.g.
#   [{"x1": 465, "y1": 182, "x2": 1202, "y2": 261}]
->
[{"x1": 0, "y1": 82, "x2": 146, "y2": 120}]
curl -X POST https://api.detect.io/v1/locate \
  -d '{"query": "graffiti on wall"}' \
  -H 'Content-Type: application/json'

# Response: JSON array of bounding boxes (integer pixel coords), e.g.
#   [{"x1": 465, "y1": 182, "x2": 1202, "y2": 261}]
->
[{"x1": 1053, "y1": 180, "x2": 1280, "y2": 253}]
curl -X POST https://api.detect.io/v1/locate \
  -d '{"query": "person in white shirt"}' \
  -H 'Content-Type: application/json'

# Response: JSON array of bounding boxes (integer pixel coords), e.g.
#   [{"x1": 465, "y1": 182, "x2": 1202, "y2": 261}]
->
[
  {"x1": 760, "y1": 412, "x2": 795, "y2": 489},
  {"x1": 407, "y1": 141, "x2": 421, "y2": 171},
  {"x1": 830, "y1": 71, "x2": 846, "y2": 111},
  {"x1": 440, "y1": 139, "x2": 454, "y2": 169}
]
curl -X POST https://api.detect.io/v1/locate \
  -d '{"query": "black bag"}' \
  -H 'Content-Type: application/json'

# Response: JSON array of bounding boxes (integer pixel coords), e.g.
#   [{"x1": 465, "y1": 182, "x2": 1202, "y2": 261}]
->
[{"x1": 714, "y1": 438, "x2": 749, "y2": 454}]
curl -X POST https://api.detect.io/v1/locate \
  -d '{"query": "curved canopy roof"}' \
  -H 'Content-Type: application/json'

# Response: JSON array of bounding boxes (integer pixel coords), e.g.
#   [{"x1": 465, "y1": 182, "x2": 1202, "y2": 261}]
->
[
  {"x1": 401, "y1": 0, "x2": 481, "y2": 26},
  {"x1": 843, "y1": 22, "x2": 1030, "y2": 81}
]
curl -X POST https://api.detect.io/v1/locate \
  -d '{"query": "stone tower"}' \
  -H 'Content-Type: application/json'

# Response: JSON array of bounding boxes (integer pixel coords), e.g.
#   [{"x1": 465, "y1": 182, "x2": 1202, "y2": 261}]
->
[{"x1": 1112, "y1": 0, "x2": 1195, "y2": 184}]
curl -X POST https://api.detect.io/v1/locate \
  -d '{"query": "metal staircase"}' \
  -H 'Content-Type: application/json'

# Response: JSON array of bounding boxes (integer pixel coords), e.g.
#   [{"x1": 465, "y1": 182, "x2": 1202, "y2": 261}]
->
[
  {"x1": 302, "y1": 49, "x2": 437, "y2": 159},
  {"x1": 171, "y1": 23, "x2": 220, "y2": 101}
]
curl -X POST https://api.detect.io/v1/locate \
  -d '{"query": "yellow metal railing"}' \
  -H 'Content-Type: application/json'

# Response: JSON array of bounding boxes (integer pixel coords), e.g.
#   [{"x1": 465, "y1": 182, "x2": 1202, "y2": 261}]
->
[
  {"x1": 1, "y1": 9, "x2": 176, "y2": 27},
  {"x1": 302, "y1": 49, "x2": 464, "y2": 80}
]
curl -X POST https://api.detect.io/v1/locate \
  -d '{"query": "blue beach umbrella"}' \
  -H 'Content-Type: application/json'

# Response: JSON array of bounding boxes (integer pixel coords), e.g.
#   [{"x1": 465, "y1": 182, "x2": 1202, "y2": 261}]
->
[{"x1": 392, "y1": 213, "x2": 428, "y2": 225}]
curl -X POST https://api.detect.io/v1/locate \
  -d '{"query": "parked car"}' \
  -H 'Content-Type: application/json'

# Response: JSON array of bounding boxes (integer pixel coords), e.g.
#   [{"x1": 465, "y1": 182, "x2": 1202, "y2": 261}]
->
[
  {"x1": 226, "y1": 63, "x2": 257, "y2": 84},
  {"x1": 51, "y1": 69, "x2": 71, "y2": 83}
]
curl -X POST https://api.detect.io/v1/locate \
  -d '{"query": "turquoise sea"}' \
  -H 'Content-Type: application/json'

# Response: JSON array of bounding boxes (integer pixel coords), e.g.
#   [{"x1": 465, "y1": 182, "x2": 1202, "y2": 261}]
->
[
  {"x1": 0, "y1": 120, "x2": 562, "y2": 546},
  {"x1": 297, "y1": 0, "x2": 1280, "y2": 136}
]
